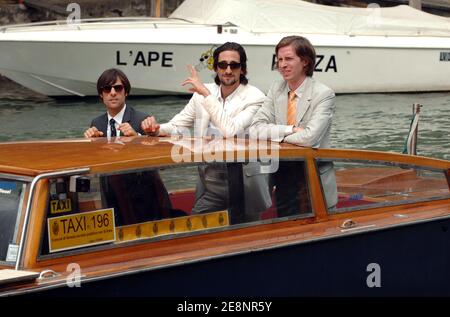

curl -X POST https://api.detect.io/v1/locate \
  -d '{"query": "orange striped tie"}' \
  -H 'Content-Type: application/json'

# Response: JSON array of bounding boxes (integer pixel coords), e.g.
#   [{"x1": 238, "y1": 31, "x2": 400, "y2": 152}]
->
[{"x1": 287, "y1": 90, "x2": 297, "y2": 125}]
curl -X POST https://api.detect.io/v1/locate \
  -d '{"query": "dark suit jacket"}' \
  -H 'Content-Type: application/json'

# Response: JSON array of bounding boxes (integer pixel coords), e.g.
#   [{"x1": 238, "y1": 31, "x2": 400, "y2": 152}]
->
[
  {"x1": 90, "y1": 105, "x2": 149, "y2": 136},
  {"x1": 90, "y1": 105, "x2": 181, "y2": 225}
]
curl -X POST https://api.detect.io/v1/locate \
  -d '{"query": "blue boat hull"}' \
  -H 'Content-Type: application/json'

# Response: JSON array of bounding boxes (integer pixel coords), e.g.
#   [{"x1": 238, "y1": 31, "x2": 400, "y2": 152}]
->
[{"x1": 30, "y1": 216, "x2": 450, "y2": 296}]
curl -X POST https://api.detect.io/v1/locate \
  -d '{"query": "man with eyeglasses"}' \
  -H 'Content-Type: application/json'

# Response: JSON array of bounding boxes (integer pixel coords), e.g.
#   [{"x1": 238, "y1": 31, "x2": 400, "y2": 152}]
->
[
  {"x1": 84, "y1": 68, "x2": 156, "y2": 138},
  {"x1": 140, "y1": 42, "x2": 271, "y2": 222}
]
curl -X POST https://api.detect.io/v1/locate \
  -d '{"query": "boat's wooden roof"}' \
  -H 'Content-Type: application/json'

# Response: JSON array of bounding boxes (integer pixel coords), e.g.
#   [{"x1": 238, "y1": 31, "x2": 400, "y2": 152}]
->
[
  {"x1": 0, "y1": 136, "x2": 448, "y2": 176},
  {"x1": 0, "y1": 137, "x2": 180, "y2": 176}
]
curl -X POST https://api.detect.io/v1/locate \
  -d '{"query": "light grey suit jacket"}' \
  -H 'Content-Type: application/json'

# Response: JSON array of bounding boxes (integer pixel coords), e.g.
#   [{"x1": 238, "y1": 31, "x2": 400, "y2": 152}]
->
[{"x1": 250, "y1": 77, "x2": 338, "y2": 208}]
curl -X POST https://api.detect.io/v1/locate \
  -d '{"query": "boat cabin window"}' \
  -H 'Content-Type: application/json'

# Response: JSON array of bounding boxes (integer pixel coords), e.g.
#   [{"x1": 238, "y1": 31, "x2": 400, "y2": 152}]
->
[
  {"x1": 316, "y1": 159, "x2": 450, "y2": 213},
  {"x1": 0, "y1": 178, "x2": 27, "y2": 264},
  {"x1": 39, "y1": 159, "x2": 313, "y2": 257}
]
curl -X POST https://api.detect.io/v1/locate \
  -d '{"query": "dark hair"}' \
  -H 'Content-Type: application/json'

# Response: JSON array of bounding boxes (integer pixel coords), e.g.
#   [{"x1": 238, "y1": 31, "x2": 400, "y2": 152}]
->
[
  {"x1": 213, "y1": 42, "x2": 248, "y2": 85},
  {"x1": 275, "y1": 36, "x2": 316, "y2": 77},
  {"x1": 97, "y1": 68, "x2": 131, "y2": 97}
]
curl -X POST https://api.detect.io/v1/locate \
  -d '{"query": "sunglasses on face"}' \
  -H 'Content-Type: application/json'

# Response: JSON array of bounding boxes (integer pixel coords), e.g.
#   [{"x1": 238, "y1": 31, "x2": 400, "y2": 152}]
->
[
  {"x1": 101, "y1": 84, "x2": 124, "y2": 93},
  {"x1": 217, "y1": 61, "x2": 241, "y2": 70}
]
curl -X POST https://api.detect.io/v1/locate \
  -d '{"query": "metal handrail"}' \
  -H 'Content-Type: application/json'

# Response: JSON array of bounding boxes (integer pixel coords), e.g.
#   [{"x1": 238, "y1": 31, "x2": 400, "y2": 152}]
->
[
  {"x1": 38, "y1": 269, "x2": 59, "y2": 280},
  {"x1": 15, "y1": 168, "x2": 90, "y2": 270},
  {"x1": 0, "y1": 17, "x2": 204, "y2": 33},
  {"x1": 402, "y1": 103, "x2": 423, "y2": 156}
]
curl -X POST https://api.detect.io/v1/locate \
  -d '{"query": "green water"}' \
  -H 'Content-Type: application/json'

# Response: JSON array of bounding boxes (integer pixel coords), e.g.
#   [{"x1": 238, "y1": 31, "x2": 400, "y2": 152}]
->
[{"x1": 0, "y1": 92, "x2": 448, "y2": 160}]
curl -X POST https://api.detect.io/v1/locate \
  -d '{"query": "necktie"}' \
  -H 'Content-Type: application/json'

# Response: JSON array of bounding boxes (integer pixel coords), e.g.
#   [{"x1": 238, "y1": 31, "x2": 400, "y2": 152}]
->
[
  {"x1": 287, "y1": 90, "x2": 297, "y2": 126},
  {"x1": 109, "y1": 118, "x2": 117, "y2": 137}
]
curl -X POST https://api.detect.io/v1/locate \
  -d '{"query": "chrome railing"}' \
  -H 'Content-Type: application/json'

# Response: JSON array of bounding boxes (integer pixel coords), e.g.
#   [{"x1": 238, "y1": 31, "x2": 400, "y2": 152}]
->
[{"x1": 15, "y1": 167, "x2": 90, "y2": 270}]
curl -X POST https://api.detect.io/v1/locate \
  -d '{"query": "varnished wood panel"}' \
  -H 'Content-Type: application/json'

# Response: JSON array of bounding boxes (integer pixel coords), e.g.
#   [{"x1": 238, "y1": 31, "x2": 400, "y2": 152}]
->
[{"x1": 1, "y1": 137, "x2": 447, "y2": 176}]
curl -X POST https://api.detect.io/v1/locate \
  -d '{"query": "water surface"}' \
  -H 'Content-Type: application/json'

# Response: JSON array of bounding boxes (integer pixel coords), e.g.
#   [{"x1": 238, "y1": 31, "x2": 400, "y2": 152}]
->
[{"x1": 0, "y1": 92, "x2": 448, "y2": 160}]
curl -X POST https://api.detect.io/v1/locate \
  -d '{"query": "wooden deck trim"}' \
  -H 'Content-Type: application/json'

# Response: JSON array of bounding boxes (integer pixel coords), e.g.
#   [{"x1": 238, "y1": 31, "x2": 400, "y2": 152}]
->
[
  {"x1": 27, "y1": 197, "x2": 450, "y2": 268},
  {"x1": 1, "y1": 138, "x2": 448, "y2": 177},
  {"x1": 10, "y1": 199, "x2": 448, "y2": 294}
]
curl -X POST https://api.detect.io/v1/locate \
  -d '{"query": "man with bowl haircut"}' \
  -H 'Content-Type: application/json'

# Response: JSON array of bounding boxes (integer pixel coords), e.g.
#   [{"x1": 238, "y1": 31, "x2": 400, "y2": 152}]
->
[
  {"x1": 141, "y1": 42, "x2": 271, "y2": 221},
  {"x1": 83, "y1": 68, "x2": 171, "y2": 225},
  {"x1": 250, "y1": 36, "x2": 337, "y2": 214},
  {"x1": 84, "y1": 68, "x2": 156, "y2": 138}
]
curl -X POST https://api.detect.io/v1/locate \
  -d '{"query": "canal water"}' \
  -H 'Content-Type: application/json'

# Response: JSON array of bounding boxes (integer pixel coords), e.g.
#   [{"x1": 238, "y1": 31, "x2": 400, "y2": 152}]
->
[{"x1": 0, "y1": 90, "x2": 448, "y2": 160}]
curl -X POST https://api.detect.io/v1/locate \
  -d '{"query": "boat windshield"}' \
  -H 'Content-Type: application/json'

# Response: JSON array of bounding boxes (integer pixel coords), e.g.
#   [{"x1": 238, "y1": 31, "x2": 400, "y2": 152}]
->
[
  {"x1": 39, "y1": 160, "x2": 314, "y2": 256},
  {"x1": 319, "y1": 159, "x2": 450, "y2": 213},
  {"x1": 0, "y1": 178, "x2": 27, "y2": 264}
]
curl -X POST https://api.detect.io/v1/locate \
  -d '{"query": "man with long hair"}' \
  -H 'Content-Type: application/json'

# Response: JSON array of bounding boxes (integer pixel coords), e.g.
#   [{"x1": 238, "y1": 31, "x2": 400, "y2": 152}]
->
[{"x1": 141, "y1": 42, "x2": 271, "y2": 221}]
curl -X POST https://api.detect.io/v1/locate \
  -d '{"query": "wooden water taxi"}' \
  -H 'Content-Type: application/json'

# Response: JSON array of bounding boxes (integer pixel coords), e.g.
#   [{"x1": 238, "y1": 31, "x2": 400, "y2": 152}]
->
[{"x1": 0, "y1": 136, "x2": 449, "y2": 296}]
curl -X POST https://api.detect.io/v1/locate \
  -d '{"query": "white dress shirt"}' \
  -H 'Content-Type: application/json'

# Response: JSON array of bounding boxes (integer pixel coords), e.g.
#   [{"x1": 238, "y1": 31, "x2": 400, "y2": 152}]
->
[
  {"x1": 159, "y1": 84, "x2": 266, "y2": 138},
  {"x1": 107, "y1": 104, "x2": 127, "y2": 137}
]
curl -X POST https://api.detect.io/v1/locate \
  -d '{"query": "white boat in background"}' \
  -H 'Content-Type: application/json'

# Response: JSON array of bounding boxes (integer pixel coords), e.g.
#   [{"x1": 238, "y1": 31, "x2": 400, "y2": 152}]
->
[{"x1": 2, "y1": 0, "x2": 450, "y2": 97}]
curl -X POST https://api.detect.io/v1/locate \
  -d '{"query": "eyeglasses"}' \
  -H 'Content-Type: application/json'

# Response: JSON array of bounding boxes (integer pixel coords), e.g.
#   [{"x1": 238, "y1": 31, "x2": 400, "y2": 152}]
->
[
  {"x1": 101, "y1": 84, "x2": 124, "y2": 93},
  {"x1": 217, "y1": 61, "x2": 241, "y2": 70}
]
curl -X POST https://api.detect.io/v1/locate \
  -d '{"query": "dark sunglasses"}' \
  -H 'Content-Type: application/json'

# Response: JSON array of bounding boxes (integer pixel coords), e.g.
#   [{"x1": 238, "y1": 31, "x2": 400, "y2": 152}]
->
[
  {"x1": 217, "y1": 61, "x2": 241, "y2": 70},
  {"x1": 101, "y1": 84, "x2": 124, "y2": 93}
]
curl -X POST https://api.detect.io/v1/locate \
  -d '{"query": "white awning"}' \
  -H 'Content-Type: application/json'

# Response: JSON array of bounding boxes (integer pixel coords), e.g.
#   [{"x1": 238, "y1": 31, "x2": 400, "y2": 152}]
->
[{"x1": 170, "y1": 0, "x2": 450, "y2": 37}]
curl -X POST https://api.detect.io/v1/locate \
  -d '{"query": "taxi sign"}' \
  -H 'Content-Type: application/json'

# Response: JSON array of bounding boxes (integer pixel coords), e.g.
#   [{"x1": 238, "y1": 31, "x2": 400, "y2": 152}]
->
[
  {"x1": 50, "y1": 198, "x2": 72, "y2": 214},
  {"x1": 48, "y1": 208, "x2": 116, "y2": 253}
]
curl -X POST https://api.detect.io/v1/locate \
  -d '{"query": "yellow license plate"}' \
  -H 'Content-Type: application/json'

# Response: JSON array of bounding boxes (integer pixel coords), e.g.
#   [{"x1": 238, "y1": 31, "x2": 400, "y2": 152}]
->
[{"x1": 48, "y1": 208, "x2": 116, "y2": 253}]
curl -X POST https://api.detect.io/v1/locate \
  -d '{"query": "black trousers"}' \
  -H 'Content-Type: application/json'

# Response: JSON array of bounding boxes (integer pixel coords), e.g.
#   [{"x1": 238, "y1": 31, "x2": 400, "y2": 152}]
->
[{"x1": 272, "y1": 161, "x2": 310, "y2": 217}]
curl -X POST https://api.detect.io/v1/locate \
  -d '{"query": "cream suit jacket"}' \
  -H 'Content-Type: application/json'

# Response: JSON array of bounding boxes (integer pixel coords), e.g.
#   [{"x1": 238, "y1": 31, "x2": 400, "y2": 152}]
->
[
  {"x1": 159, "y1": 83, "x2": 265, "y2": 138},
  {"x1": 159, "y1": 83, "x2": 272, "y2": 215}
]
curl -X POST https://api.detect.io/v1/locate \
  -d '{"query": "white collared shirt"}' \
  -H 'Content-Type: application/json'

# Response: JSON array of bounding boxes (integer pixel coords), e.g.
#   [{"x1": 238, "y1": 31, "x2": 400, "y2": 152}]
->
[
  {"x1": 206, "y1": 84, "x2": 242, "y2": 136},
  {"x1": 159, "y1": 83, "x2": 266, "y2": 138},
  {"x1": 288, "y1": 80, "x2": 305, "y2": 101},
  {"x1": 107, "y1": 104, "x2": 127, "y2": 137}
]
